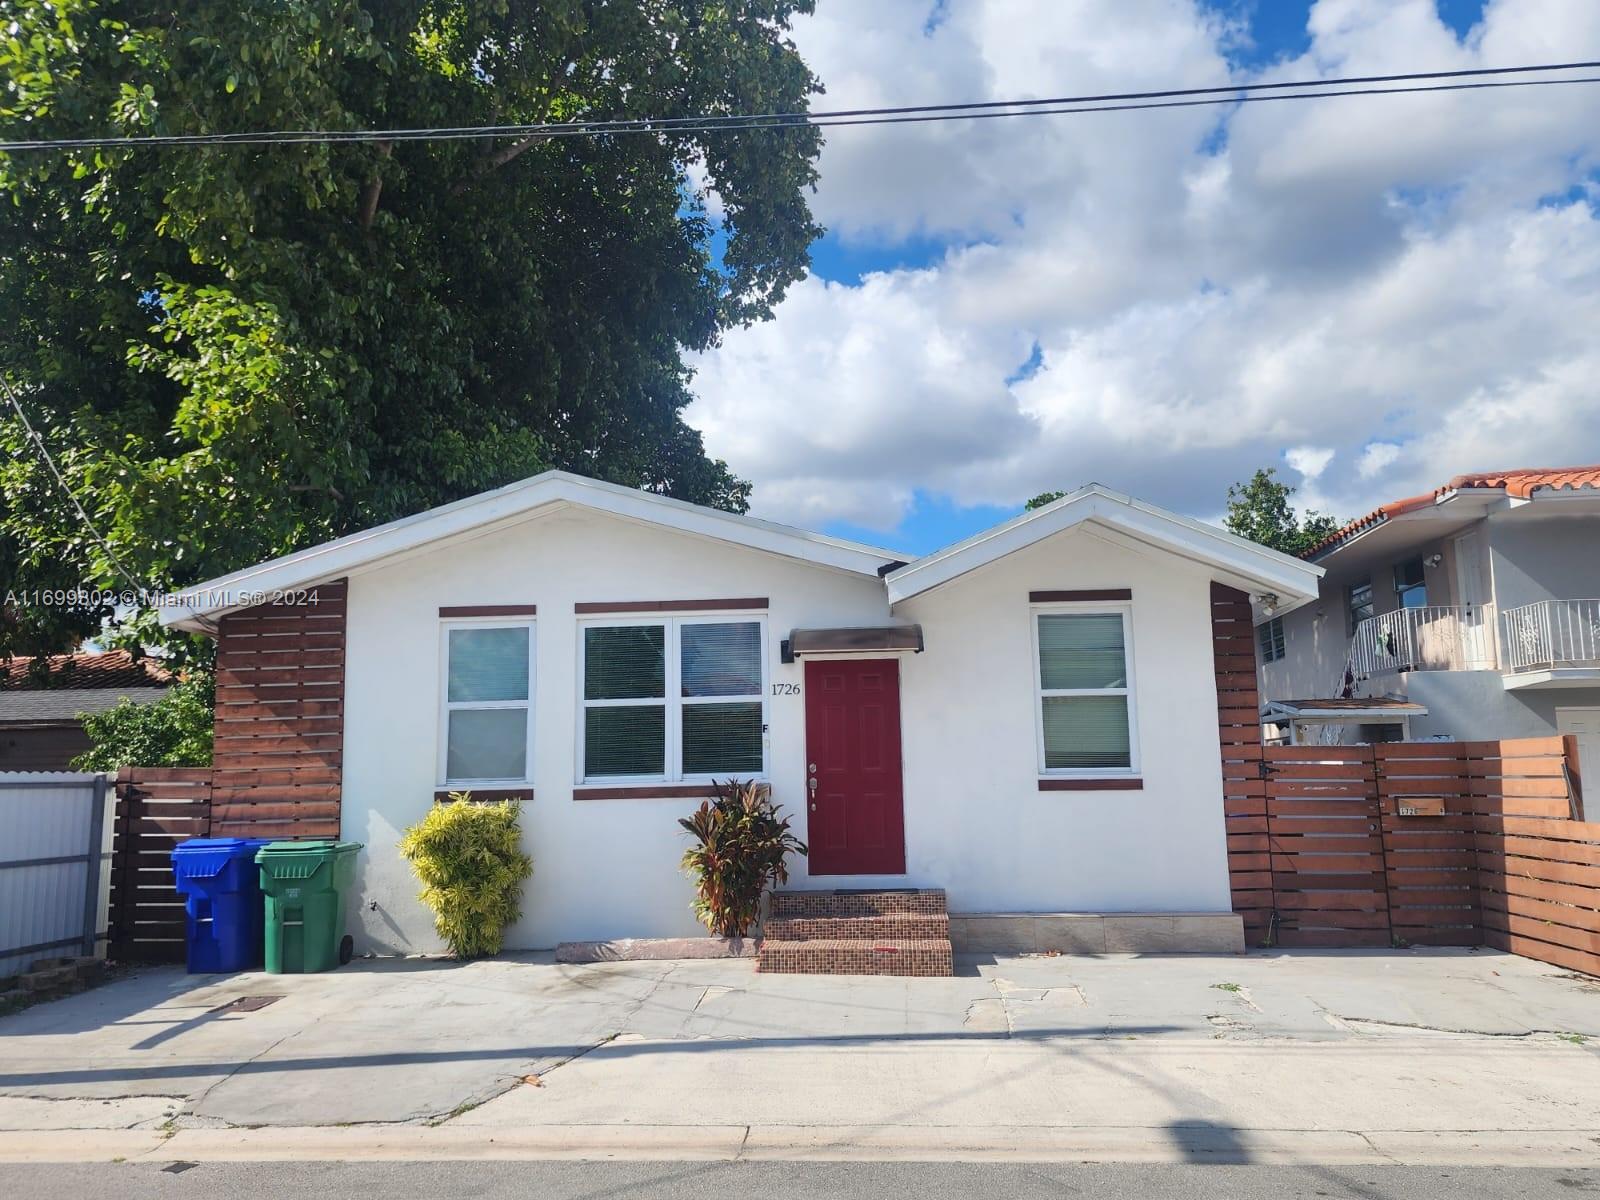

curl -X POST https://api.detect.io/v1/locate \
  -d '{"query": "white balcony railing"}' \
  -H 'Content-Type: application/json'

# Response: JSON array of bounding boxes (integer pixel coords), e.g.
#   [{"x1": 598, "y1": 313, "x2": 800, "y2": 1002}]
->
[
  {"x1": 1349, "y1": 604, "x2": 1497, "y2": 678},
  {"x1": 1499, "y1": 599, "x2": 1600, "y2": 673}
]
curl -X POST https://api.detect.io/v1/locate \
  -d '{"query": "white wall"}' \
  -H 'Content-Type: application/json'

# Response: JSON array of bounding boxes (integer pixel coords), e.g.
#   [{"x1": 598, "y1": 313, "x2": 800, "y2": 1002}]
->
[
  {"x1": 893, "y1": 525, "x2": 1233, "y2": 914},
  {"x1": 341, "y1": 505, "x2": 890, "y2": 953},
  {"x1": 341, "y1": 507, "x2": 1237, "y2": 952}
]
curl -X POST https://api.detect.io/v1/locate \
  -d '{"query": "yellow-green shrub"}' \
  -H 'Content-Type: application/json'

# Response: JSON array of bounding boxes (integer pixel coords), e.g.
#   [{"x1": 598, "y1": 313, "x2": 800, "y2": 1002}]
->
[{"x1": 399, "y1": 795, "x2": 533, "y2": 959}]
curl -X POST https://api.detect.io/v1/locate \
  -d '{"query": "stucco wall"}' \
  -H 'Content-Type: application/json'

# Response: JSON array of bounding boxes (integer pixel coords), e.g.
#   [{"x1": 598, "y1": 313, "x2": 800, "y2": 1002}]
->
[
  {"x1": 893, "y1": 525, "x2": 1234, "y2": 914},
  {"x1": 1487, "y1": 512, "x2": 1600, "y2": 613},
  {"x1": 1258, "y1": 597, "x2": 1352, "y2": 704},
  {"x1": 341, "y1": 505, "x2": 890, "y2": 953},
  {"x1": 1400, "y1": 671, "x2": 1567, "y2": 740},
  {"x1": 340, "y1": 507, "x2": 1236, "y2": 952}
]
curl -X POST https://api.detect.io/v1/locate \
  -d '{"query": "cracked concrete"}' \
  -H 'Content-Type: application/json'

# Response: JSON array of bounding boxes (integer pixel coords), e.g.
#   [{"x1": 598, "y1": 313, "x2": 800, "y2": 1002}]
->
[{"x1": 0, "y1": 946, "x2": 1595, "y2": 1153}]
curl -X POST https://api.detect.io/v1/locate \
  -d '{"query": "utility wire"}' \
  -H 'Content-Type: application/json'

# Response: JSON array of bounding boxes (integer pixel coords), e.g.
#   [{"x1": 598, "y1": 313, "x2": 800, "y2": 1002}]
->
[
  {"x1": 1, "y1": 59, "x2": 1597, "y2": 151},
  {"x1": 0, "y1": 373, "x2": 149, "y2": 598}
]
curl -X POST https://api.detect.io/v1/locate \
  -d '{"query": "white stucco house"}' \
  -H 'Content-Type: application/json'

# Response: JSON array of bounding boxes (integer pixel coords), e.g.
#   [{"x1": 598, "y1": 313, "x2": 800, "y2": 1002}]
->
[{"x1": 161, "y1": 471, "x2": 1321, "y2": 960}]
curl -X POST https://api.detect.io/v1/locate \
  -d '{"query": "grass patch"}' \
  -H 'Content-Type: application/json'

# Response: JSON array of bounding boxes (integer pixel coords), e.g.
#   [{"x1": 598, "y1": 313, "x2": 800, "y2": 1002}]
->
[
  {"x1": 1211, "y1": 982, "x2": 1243, "y2": 994},
  {"x1": 1557, "y1": 1032, "x2": 1588, "y2": 1045},
  {"x1": 428, "y1": 1097, "x2": 485, "y2": 1127}
]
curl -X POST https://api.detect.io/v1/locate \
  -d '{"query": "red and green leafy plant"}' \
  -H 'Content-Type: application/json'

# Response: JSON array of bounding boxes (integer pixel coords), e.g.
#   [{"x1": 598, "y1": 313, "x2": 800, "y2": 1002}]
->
[{"x1": 678, "y1": 779, "x2": 807, "y2": 938}]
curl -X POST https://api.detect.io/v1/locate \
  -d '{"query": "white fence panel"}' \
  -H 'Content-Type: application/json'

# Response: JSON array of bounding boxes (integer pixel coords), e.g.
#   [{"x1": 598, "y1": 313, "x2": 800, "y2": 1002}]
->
[{"x1": 0, "y1": 773, "x2": 112, "y2": 979}]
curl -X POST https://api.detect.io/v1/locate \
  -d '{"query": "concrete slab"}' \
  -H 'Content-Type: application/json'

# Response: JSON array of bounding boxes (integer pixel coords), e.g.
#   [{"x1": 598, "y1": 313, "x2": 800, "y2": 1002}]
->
[
  {"x1": 556, "y1": 937, "x2": 757, "y2": 962},
  {"x1": 0, "y1": 946, "x2": 1595, "y2": 1149}
]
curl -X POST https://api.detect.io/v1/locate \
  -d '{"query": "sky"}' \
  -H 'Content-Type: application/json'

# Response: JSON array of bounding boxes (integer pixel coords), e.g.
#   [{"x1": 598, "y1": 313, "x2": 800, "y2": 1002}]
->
[{"x1": 681, "y1": 0, "x2": 1600, "y2": 555}]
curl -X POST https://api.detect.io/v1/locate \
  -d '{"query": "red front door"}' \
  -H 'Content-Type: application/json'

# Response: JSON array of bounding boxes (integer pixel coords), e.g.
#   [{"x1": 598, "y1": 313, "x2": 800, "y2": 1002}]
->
[{"x1": 804, "y1": 658, "x2": 906, "y2": 875}]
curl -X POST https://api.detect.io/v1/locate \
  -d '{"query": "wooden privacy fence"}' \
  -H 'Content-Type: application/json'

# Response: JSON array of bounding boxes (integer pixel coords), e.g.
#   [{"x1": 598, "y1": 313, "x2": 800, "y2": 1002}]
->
[
  {"x1": 108, "y1": 767, "x2": 213, "y2": 964},
  {"x1": 1225, "y1": 735, "x2": 1600, "y2": 976}
]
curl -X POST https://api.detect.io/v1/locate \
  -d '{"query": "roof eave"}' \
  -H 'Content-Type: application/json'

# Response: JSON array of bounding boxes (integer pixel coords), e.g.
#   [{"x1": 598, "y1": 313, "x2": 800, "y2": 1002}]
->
[
  {"x1": 159, "y1": 471, "x2": 901, "y2": 630},
  {"x1": 885, "y1": 485, "x2": 1323, "y2": 606}
]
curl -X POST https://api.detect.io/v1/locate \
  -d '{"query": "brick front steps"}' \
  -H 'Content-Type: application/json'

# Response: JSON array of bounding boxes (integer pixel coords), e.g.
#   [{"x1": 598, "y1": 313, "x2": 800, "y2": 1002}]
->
[{"x1": 758, "y1": 889, "x2": 954, "y2": 976}]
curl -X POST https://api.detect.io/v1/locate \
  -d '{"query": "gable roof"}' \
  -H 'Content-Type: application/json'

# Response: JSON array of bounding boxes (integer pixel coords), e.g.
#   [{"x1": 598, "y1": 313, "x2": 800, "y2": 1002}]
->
[
  {"x1": 160, "y1": 471, "x2": 904, "y2": 629},
  {"x1": 1305, "y1": 464, "x2": 1600, "y2": 559},
  {"x1": 2, "y1": 650, "x2": 174, "y2": 691},
  {"x1": 883, "y1": 483, "x2": 1323, "y2": 605}
]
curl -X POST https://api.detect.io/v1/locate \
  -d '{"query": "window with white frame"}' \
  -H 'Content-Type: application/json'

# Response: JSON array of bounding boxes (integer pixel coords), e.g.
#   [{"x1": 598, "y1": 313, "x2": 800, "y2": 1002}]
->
[
  {"x1": 440, "y1": 622, "x2": 535, "y2": 783},
  {"x1": 1034, "y1": 607, "x2": 1137, "y2": 774},
  {"x1": 1257, "y1": 616, "x2": 1285, "y2": 664},
  {"x1": 580, "y1": 617, "x2": 766, "y2": 782}
]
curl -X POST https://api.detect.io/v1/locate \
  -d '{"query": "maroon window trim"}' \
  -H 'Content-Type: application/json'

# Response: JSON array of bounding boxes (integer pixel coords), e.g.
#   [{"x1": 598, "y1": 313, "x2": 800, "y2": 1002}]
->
[
  {"x1": 434, "y1": 787, "x2": 534, "y2": 803},
  {"x1": 1038, "y1": 777, "x2": 1144, "y2": 791},
  {"x1": 573, "y1": 598, "x2": 768, "y2": 614},
  {"x1": 573, "y1": 783, "x2": 723, "y2": 800},
  {"x1": 1029, "y1": 589, "x2": 1132, "y2": 603},
  {"x1": 439, "y1": 605, "x2": 537, "y2": 617}
]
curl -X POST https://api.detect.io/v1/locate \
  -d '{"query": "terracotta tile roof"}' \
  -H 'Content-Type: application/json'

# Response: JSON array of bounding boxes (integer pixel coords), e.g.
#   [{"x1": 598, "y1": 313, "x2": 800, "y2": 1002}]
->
[
  {"x1": 1, "y1": 649, "x2": 175, "y2": 691},
  {"x1": 1304, "y1": 464, "x2": 1600, "y2": 558}
]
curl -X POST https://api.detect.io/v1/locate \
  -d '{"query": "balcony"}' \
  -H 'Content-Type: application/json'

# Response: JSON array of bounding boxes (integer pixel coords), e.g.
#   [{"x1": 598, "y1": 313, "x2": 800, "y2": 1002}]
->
[
  {"x1": 1499, "y1": 599, "x2": 1600, "y2": 684},
  {"x1": 1349, "y1": 605, "x2": 1496, "y2": 679}
]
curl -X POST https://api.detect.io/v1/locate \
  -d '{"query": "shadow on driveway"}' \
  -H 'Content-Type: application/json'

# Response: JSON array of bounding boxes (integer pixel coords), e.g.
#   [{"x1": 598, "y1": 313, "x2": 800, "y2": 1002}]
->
[{"x1": 0, "y1": 1022, "x2": 1182, "y2": 1091}]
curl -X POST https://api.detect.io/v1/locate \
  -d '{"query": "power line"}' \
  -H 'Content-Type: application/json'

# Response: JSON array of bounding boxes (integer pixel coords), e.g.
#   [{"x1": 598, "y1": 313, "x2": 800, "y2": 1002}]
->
[
  {"x1": 1, "y1": 59, "x2": 1597, "y2": 151},
  {"x1": 0, "y1": 373, "x2": 149, "y2": 598}
]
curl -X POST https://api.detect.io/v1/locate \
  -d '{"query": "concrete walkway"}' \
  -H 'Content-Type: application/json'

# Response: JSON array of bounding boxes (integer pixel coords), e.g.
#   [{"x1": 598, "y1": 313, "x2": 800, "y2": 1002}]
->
[{"x1": 0, "y1": 948, "x2": 1597, "y2": 1165}]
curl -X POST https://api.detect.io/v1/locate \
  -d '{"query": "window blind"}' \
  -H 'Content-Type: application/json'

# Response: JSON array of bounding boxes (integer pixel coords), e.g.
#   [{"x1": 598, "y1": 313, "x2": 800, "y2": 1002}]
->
[
  {"x1": 680, "y1": 621, "x2": 762, "y2": 773},
  {"x1": 1041, "y1": 696, "x2": 1130, "y2": 769},
  {"x1": 1038, "y1": 613, "x2": 1126, "y2": 689},
  {"x1": 1037, "y1": 611, "x2": 1133, "y2": 772},
  {"x1": 443, "y1": 624, "x2": 531, "y2": 783},
  {"x1": 447, "y1": 627, "x2": 529, "y2": 702}
]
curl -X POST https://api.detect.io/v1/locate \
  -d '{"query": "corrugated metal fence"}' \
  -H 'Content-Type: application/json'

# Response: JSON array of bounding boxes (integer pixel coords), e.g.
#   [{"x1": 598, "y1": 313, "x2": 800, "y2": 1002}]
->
[{"x1": 0, "y1": 772, "x2": 112, "y2": 978}]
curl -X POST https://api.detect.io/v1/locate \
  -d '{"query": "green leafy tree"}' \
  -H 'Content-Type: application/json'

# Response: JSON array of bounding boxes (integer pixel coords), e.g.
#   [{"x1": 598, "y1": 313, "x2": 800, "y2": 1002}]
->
[
  {"x1": 71, "y1": 672, "x2": 215, "y2": 770},
  {"x1": 0, "y1": 0, "x2": 821, "y2": 659},
  {"x1": 1025, "y1": 490, "x2": 1066, "y2": 510},
  {"x1": 1224, "y1": 468, "x2": 1342, "y2": 556}
]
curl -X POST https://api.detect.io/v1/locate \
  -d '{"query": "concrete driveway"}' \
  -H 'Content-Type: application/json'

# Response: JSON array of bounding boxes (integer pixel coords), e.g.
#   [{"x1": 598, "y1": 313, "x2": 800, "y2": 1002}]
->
[{"x1": 1, "y1": 948, "x2": 1597, "y2": 1163}]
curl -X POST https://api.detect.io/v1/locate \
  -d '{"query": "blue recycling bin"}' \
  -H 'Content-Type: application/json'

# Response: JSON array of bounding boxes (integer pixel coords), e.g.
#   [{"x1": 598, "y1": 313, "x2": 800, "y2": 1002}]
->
[{"x1": 172, "y1": 838, "x2": 271, "y2": 973}]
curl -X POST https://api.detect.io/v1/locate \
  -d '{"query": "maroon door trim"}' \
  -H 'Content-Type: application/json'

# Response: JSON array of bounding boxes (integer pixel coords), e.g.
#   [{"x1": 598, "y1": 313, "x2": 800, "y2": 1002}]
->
[{"x1": 803, "y1": 658, "x2": 906, "y2": 875}]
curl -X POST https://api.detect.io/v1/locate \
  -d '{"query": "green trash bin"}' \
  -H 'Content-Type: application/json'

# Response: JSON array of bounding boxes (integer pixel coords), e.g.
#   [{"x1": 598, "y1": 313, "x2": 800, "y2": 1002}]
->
[{"x1": 255, "y1": 841, "x2": 363, "y2": 974}]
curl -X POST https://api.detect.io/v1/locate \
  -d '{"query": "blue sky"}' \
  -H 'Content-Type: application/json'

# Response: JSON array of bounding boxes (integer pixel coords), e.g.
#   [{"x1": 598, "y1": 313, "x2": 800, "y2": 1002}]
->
[
  {"x1": 785, "y1": 1, "x2": 1488, "y2": 555},
  {"x1": 688, "y1": 0, "x2": 1600, "y2": 560}
]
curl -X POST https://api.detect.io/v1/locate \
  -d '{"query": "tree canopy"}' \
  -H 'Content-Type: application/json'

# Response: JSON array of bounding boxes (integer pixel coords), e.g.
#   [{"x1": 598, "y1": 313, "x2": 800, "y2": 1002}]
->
[
  {"x1": 71, "y1": 672, "x2": 215, "y2": 771},
  {"x1": 0, "y1": 0, "x2": 824, "y2": 658},
  {"x1": 1224, "y1": 468, "x2": 1342, "y2": 557}
]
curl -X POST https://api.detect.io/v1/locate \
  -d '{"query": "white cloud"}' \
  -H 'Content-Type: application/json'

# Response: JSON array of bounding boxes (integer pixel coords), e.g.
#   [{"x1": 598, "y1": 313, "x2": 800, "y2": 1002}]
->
[
  {"x1": 1286, "y1": 446, "x2": 1336, "y2": 480},
  {"x1": 688, "y1": 0, "x2": 1600, "y2": 530},
  {"x1": 1358, "y1": 441, "x2": 1404, "y2": 478}
]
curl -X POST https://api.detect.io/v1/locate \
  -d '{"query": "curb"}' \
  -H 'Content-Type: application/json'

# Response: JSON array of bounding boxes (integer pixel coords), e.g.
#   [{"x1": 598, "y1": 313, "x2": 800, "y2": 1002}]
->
[{"x1": 2, "y1": 1125, "x2": 1598, "y2": 1167}]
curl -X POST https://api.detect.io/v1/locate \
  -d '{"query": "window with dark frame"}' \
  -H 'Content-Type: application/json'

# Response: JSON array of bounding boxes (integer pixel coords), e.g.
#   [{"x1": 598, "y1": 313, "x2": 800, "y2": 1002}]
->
[
  {"x1": 1257, "y1": 616, "x2": 1285, "y2": 664},
  {"x1": 1348, "y1": 580, "x2": 1374, "y2": 633},
  {"x1": 1393, "y1": 558, "x2": 1428, "y2": 609}
]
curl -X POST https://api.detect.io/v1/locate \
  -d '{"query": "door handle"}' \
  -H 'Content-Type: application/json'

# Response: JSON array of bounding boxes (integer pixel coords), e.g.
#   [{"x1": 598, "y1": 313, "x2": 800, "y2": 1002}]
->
[{"x1": 808, "y1": 775, "x2": 818, "y2": 810}]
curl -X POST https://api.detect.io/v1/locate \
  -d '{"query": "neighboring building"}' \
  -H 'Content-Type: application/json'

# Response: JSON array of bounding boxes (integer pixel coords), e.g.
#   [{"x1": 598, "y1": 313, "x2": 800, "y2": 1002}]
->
[
  {"x1": 0, "y1": 650, "x2": 173, "y2": 771},
  {"x1": 1256, "y1": 467, "x2": 1600, "y2": 768},
  {"x1": 159, "y1": 470, "x2": 1321, "y2": 955}
]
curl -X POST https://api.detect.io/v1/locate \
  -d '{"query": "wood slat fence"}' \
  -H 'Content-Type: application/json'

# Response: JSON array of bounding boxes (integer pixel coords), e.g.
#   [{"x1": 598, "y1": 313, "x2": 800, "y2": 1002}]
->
[
  {"x1": 108, "y1": 767, "x2": 213, "y2": 964},
  {"x1": 1224, "y1": 734, "x2": 1599, "y2": 975},
  {"x1": 211, "y1": 577, "x2": 346, "y2": 840}
]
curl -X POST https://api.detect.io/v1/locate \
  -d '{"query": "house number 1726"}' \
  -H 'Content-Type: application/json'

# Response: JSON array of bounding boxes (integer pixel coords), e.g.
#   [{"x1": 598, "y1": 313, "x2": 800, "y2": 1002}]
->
[{"x1": 771, "y1": 682, "x2": 801, "y2": 696}]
